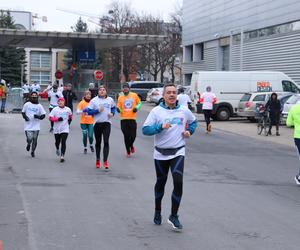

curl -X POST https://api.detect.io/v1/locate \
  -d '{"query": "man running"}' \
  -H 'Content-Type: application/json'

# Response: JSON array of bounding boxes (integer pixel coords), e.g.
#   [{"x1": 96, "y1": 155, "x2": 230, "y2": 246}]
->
[
  {"x1": 31, "y1": 81, "x2": 41, "y2": 94},
  {"x1": 49, "y1": 98, "x2": 72, "y2": 163},
  {"x1": 177, "y1": 87, "x2": 192, "y2": 108},
  {"x1": 117, "y1": 83, "x2": 142, "y2": 157},
  {"x1": 43, "y1": 84, "x2": 63, "y2": 132},
  {"x1": 76, "y1": 91, "x2": 95, "y2": 154},
  {"x1": 200, "y1": 86, "x2": 217, "y2": 134},
  {"x1": 22, "y1": 82, "x2": 31, "y2": 102},
  {"x1": 286, "y1": 101, "x2": 300, "y2": 185},
  {"x1": 21, "y1": 91, "x2": 46, "y2": 157},
  {"x1": 86, "y1": 86, "x2": 116, "y2": 170},
  {"x1": 142, "y1": 83, "x2": 197, "y2": 231}
]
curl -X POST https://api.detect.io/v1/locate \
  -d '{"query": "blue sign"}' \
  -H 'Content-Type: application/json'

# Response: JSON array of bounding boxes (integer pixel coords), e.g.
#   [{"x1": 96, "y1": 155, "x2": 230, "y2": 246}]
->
[{"x1": 78, "y1": 50, "x2": 96, "y2": 63}]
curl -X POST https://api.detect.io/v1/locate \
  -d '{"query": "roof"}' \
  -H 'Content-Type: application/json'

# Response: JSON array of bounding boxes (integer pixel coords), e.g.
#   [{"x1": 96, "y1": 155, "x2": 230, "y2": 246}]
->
[{"x1": 0, "y1": 29, "x2": 166, "y2": 49}]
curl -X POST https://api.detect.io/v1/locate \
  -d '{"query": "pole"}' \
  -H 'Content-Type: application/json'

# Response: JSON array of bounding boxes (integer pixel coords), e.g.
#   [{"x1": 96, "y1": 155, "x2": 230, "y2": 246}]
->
[
  {"x1": 240, "y1": 28, "x2": 244, "y2": 71},
  {"x1": 120, "y1": 46, "x2": 125, "y2": 83}
]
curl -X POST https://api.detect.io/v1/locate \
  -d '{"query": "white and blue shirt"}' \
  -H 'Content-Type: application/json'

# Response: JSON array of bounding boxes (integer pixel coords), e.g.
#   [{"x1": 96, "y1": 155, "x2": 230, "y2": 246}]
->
[
  {"x1": 22, "y1": 102, "x2": 46, "y2": 131},
  {"x1": 49, "y1": 106, "x2": 72, "y2": 134},
  {"x1": 143, "y1": 103, "x2": 197, "y2": 160},
  {"x1": 87, "y1": 96, "x2": 116, "y2": 124}
]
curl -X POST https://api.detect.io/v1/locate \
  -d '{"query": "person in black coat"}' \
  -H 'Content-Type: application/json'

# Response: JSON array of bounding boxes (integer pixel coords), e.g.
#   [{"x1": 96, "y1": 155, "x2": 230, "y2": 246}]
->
[
  {"x1": 88, "y1": 82, "x2": 98, "y2": 99},
  {"x1": 62, "y1": 83, "x2": 77, "y2": 112},
  {"x1": 265, "y1": 92, "x2": 281, "y2": 136}
]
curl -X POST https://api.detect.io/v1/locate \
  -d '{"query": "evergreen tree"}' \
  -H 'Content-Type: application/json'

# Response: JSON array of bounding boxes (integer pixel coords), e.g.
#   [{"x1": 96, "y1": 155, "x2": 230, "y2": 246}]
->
[
  {"x1": 71, "y1": 17, "x2": 88, "y2": 32},
  {"x1": 0, "y1": 10, "x2": 26, "y2": 84}
]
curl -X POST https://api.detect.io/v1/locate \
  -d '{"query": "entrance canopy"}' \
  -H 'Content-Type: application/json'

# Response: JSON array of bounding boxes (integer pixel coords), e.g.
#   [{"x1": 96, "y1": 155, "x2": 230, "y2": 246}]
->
[{"x1": 0, "y1": 29, "x2": 165, "y2": 49}]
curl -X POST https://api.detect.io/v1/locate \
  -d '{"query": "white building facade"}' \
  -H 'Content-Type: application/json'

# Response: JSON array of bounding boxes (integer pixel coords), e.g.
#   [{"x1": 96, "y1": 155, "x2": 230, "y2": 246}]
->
[{"x1": 182, "y1": 0, "x2": 300, "y2": 85}]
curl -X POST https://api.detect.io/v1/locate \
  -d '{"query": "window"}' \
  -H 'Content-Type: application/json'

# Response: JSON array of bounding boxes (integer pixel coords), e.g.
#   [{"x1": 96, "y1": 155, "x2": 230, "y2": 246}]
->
[
  {"x1": 282, "y1": 81, "x2": 300, "y2": 93},
  {"x1": 240, "y1": 93, "x2": 251, "y2": 102},
  {"x1": 253, "y1": 94, "x2": 266, "y2": 102},
  {"x1": 30, "y1": 71, "x2": 51, "y2": 85},
  {"x1": 30, "y1": 52, "x2": 51, "y2": 68}
]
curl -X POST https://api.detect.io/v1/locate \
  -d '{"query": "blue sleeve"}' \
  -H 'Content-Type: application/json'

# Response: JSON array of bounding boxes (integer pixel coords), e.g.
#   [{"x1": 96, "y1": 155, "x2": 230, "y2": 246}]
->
[
  {"x1": 142, "y1": 124, "x2": 163, "y2": 136},
  {"x1": 187, "y1": 120, "x2": 197, "y2": 135},
  {"x1": 111, "y1": 106, "x2": 116, "y2": 115},
  {"x1": 86, "y1": 108, "x2": 99, "y2": 115}
]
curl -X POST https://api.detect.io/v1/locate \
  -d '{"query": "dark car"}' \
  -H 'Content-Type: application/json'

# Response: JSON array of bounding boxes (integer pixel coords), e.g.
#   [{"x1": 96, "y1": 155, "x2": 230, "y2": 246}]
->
[{"x1": 129, "y1": 81, "x2": 164, "y2": 101}]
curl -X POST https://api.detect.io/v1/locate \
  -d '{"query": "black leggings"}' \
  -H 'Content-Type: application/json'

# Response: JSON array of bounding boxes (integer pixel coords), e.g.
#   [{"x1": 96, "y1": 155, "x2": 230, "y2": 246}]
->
[
  {"x1": 94, "y1": 122, "x2": 111, "y2": 161},
  {"x1": 203, "y1": 110, "x2": 212, "y2": 130},
  {"x1": 121, "y1": 120, "x2": 137, "y2": 154},
  {"x1": 25, "y1": 131, "x2": 39, "y2": 152},
  {"x1": 54, "y1": 133, "x2": 68, "y2": 156},
  {"x1": 154, "y1": 156, "x2": 185, "y2": 216},
  {"x1": 49, "y1": 108, "x2": 54, "y2": 129}
]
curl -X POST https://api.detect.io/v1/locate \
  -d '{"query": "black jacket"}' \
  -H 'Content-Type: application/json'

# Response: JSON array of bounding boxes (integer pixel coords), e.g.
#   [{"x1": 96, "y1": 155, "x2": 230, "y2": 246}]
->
[{"x1": 63, "y1": 90, "x2": 77, "y2": 110}]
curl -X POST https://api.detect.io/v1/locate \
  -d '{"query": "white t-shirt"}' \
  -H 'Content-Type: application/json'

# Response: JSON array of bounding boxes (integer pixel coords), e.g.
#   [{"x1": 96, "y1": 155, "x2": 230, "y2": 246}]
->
[
  {"x1": 177, "y1": 93, "x2": 191, "y2": 107},
  {"x1": 143, "y1": 105, "x2": 196, "y2": 160},
  {"x1": 31, "y1": 84, "x2": 41, "y2": 93},
  {"x1": 201, "y1": 92, "x2": 216, "y2": 110},
  {"x1": 22, "y1": 84, "x2": 31, "y2": 94},
  {"x1": 88, "y1": 96, "x2": 116, "y2": 124},
  {"x1": 22, "y1": 102, "x2": 46, "y2": 131},
  {"x1": 48, "y1": 90, "x2": 63, "y2": 107},
  {"x1": 49, "y1": 106, "x2": 72, "y2": 134}
]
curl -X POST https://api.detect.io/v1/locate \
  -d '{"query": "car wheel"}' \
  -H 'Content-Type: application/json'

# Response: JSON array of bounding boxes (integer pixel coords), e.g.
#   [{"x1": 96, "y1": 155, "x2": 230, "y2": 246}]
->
[{"x1": 216, "y1": 107, "x2": 230, "y2": 121}]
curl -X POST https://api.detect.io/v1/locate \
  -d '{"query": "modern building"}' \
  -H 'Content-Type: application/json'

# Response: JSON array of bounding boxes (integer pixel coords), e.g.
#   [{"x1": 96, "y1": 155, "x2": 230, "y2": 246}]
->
[{"x1": 182, "y1": 0, "x2": 300, "y2": 85}]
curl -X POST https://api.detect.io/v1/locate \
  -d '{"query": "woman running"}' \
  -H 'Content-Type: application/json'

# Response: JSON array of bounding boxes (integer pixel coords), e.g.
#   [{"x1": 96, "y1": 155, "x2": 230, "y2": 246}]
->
[
  {"x1": 49, "y1": 97, "x2": 72, "y2": 163},
  {"x1": 76, "y1": 91, "x2": 94, "y2": 154},
  {"x1": 21, "y1": 91, "x2": 46, "y2": 157},
  {"x1": 86, "y1": 85, "x2": 116, "y2": 170}
]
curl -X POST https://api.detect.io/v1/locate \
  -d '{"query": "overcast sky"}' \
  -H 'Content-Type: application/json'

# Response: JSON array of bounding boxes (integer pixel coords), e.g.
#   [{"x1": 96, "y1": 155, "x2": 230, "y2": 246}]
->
[{"x1": 2, "y1": 0, "x2": 182, "y2": 32}]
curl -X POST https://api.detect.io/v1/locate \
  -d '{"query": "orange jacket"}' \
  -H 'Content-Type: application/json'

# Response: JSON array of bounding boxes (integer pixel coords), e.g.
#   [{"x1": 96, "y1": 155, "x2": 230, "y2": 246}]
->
[
  {"x1": 77, "y1": 99, "x2": 94, "y2": 124},
  {"x1": 117, "y1": 92, "x2": 141, "y2": 120}
]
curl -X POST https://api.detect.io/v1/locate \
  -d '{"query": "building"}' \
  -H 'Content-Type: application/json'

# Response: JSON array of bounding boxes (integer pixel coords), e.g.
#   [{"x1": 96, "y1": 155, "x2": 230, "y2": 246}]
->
[{"x1": 182, "y1": 0, "x2": 300, "y2": 85}]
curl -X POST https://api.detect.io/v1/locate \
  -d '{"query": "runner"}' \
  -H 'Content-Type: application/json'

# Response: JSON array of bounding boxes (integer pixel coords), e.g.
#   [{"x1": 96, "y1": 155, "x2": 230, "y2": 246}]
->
[
  {"x1": 76, "y1": 91, "x2": 94, "y2": 154},
  {"x1": 117, "y1": 83, "x2": 142, "y2": 157},
  {"x1": 142, "y1": 83, "x2": 197, "y2": 231},
  {"x1": 43, "y1": 84, "x2": 63, "y2": 132},
  {"x1": 177, "y1": 87, "x2": 192, "y2": 107},
  {"x1": 286, "y1": 101, "x2": 300, "y2": 185},
  {"x1": 49, "y1": 97, "x2": 72, "y2": 163},
  {"x1": 22, "y1": 82, "x2": 31, "y2": 102},
  {"x1": 200, "y1": 86, "x2": 217, "y2": 134},
  {"x1": 21, "y1": 91, "x2": 46, "y2": 157},
  {"x1": 63, "y1": 83, "x2": 77, "y2": 113},
  {"x1": 31, "y1": 81, "x2": 41, "y2": 94},
  {"x1": 86, "y1": 86, "x2": 116, "y2": 170}
]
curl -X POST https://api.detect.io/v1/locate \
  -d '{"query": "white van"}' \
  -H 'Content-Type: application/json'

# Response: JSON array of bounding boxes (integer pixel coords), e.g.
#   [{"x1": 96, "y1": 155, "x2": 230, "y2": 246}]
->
[{"x1": 190, "y1": 71, "x2": 300, "y2": 120}]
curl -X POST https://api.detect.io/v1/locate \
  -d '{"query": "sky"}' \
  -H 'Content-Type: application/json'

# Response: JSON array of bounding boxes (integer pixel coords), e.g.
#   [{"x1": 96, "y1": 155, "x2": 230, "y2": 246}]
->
[{"x1": 2, "y1": 0, "x2": 182, "y2": 32}]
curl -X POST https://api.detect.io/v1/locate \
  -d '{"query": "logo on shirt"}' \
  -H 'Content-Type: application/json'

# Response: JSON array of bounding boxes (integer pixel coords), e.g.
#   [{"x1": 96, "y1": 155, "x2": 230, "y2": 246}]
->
[
  {"x1": 124, "y1": 98, "x2": 133, "y2": 109},
  {"x1": 165, "y1": 117, "x2": 184, "y2": 125},
  {"x1": 29, "y1": 107, "x2": 39, "y2": 113}
]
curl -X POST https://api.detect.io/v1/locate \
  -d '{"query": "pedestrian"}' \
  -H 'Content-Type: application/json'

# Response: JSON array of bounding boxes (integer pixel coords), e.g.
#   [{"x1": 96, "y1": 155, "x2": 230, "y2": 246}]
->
[
  {"x1": 177, "y1": 87, "x2": 192, "y2": 108},
  {"x1": 117, "y1": 83, "x2": 142, "y2": 157},
  {"x1": 63, "y1": 83, "x2": 77, "y2": 113},
  {"x1": 86, "y1": 86, "x2": 116, "y2": 170},
  {"x1": 31, "y1": 81, "x2": 41, "y2": 94},
  {"x1": 286, "y1": 101, "x2": 300, "y2": 185},
  {"x1": 22, "y1": 82, "x2": 31, "y2": 102},
  {"x1": 0, "y1": 79, "x2": 7, "y2": 113},
  {"x1": 265, "y1": 92, "x2": 281, "y2": 136},
  {"x1": 76, "y1": 91, "x2": 95, "y2": 154},
  {"x1": 200, "y1": 86, "x2": 217, "y2": 134},
  {"x1": 49, "y1": 97, "x2": 72, "y2": 163},
  {"x1": 21, "y1": 91, "x2": 46, "y2": 157},
  {"x1": 44, "y1": 84, "x2": 64, "y2": 132},
  {"x1": 88, "y1": 82, "x2": 98, "y2": 99},
  {"x1": 142, "y1": 83, "x2": 197, "y2": 231}
]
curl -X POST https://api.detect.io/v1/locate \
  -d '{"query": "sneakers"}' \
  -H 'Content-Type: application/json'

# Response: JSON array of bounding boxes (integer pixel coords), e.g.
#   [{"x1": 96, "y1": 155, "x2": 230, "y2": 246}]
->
[
  {"x1": 26, "y1": 144, "x2": 30, "y2": 152},
  {"x1": 276, "y1": 131, "x2": 280, "y2": 136},
  {"x1": 168, "y1": 215, "x2": 183, "y2": 231},
  {"x1": 295, "y1": 174, "x2": 300, "y2": 185},
  {"x1": 96, "y1": 160, "x2": 100, "y2": 169},
  {"x1": 126, "y1": 153, "x2": 131, "y2": 158},
  {"x1": 84, "y1": 148, "x2": 87, "y2": 154},
  {"x1": 56, "y1": 149, "x2": 60, "y2": 156},
  {"x1": 90, "y1": 145, "x2": 95, "y2": 153},
  {"x1": 104, "y1": 161, "x2": 109, "y2": 171},
  {"x1": 153, "y1": 211, "x2": 162, "y2": 225},
  {"x1": 131, "y1": 146, "x2": 136, "y2": 154},
  {"x1": 60, "y1": 156, "x2": 65, "y2": 163},
  {"x1": 31, "y1": 151, "x2": 35, "y2": 158},
  {"x1": 208, "y1": 124, "x2": 212, "y2": 132}
]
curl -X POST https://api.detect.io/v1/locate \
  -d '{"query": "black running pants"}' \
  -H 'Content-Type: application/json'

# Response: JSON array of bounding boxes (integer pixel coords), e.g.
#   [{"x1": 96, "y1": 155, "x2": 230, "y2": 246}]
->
[
  {"x1": 94, "y1": 122, "x2": 111, "y2": 161},
  {"x1": 54, "y1": 133, "x2": 68, "y2": 156},
  {"x1": 120, "y1": 120, "x2": 137, "y2": 154}
]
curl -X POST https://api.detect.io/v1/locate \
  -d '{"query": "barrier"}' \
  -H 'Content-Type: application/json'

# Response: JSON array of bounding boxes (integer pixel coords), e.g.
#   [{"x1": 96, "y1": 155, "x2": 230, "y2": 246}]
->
[{"x1": 6, "y1": 88, "x2": 23, "y2": 113}]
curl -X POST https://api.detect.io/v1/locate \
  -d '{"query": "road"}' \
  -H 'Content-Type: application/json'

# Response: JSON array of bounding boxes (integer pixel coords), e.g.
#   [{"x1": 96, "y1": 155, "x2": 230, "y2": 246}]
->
[{"x1": 0, "y1": 106, "x2": 300, "y2": 250}]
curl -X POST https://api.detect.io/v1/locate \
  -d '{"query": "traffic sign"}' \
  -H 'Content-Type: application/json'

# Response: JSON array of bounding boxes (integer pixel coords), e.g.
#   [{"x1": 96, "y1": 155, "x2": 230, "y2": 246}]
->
[
  {"x1": 55, "y1": 70, "x2": 63, "y2": 79},
  {"x1": 78, "y1": 50, "x2": 96, "y2": 63},
  {"x1": 94, "y1": 70, "x2": 104, "y2": 81}
]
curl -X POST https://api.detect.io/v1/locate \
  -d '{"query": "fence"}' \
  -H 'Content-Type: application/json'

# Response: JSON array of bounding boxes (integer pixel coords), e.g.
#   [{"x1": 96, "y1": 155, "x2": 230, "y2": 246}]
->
[{"x1": 6, "y1": 88, "x2": 23, "y2": 113}]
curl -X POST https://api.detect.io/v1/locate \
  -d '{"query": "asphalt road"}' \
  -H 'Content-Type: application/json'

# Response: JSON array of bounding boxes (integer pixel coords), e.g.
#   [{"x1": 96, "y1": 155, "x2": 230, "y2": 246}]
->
[{"x1": 1, "y1": 106, "x2": 300, "y2": 250}]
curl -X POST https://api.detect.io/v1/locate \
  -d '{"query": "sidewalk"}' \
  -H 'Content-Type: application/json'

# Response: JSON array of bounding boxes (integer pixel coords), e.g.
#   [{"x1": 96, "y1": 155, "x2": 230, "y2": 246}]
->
[{"x1": 142, "y1": 102, "x2": 295, "y2": 148}]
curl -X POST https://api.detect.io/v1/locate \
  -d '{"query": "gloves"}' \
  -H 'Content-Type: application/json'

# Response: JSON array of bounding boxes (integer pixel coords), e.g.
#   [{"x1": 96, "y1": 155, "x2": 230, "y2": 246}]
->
[
  {"x1": 22, "y1": 112, "x2": 30, "y2": 121},
  {"x1": 34, "y1": 114, "x2": 40, "y2": 119},
  {"x1": 117, "y1": 108, "x2": 121, "y2": 113},
  {"x1": 55, "y1": 94, "x2": 60, "y2": 98},
  {"x1": 58, "y1": 117, "x2": 63, "y2": 121},
  {"x1": 133, "y1": 108, "x2": 138, "y2": 113}
]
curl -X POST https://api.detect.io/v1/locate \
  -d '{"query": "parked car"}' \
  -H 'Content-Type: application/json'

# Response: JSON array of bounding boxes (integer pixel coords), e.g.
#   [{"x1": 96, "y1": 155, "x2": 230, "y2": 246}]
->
[
  {"x1": 190, "y1": 71, "x2": 300, "y2": 120},
  {"x1": 128, "y1": 81, "x2": 164, "y2": 101},
  {"x1": 282, "y1": 94, "x2": 300, "y2": 123},
  {"x1": 237, "y1": 92, "x2": 293, "y2": 121}
]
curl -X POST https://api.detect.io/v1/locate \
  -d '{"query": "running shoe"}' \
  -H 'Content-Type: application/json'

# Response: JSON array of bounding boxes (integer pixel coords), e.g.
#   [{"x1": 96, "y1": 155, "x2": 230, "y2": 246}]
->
[
  {"x1": 168, "y1": 215, "x2": 183, "y2": 231},
  {"x1": 26, "y1": 144, "x2": 30, "y2": 152},
  {"x1": 276, "y1": 132, "x2": 280, "y2": 136},
  {"x1": 104, "y1": 161, "x2": 109, "y2": 171},
  {"x1": 295, "y1": 174, "x2": 300, "y2": 185},
  {"x1": 126, "y1": 153, "x2": 131, "y2": 158},
  {"x1": 153, "y1": 211, "x2": 162, "y2": 225},
  {"x1": 60, "y1": 156, "x2": 65, "y2": 163},
  {"x1": 208, "y1": 124, "x2": 212, "y2": 132},
  {"x1": 90, "y1": 145, "x2": 95, "y2": 153},
  {"x1": 84, "y1": 148, "x2": 87, "y2": 154},
  {"x1": 31, "y1": 151, "x2": 35, "y2": 158},
  {"x1": 56, "y1": 149, "x2": 60, "y2": 156},
  {"x1": 96, "y1": 160, "x2": 100, "y2": 169},
  {"x1": 131, "y1": 146, "x2": 136, "y2": 154}
]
